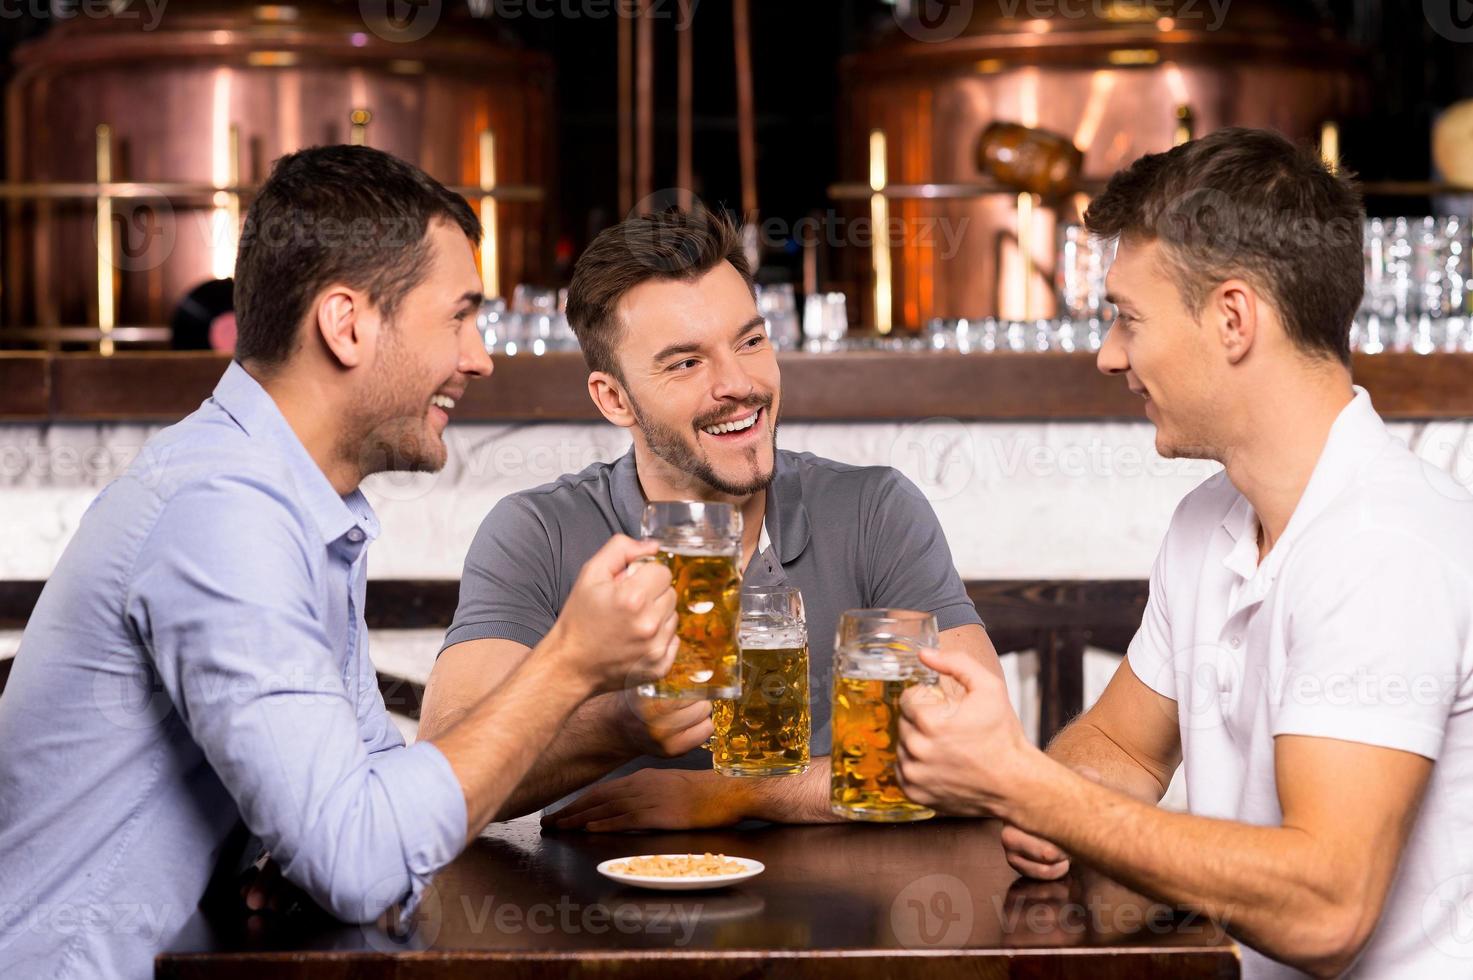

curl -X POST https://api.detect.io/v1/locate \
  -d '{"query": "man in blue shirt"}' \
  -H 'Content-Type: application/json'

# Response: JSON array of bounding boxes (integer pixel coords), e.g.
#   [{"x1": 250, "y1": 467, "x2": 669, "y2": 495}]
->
[{"x1": 0, "y1": 146, "x2": 679, "y2": 980}]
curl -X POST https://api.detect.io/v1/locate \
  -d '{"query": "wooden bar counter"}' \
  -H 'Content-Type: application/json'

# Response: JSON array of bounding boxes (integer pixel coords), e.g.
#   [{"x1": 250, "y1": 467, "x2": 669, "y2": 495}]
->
[
  {"x1": 2, "y1": 350, "x2": 1471, "y2": 422},
  {"x1": 157, "y1": 816, "x2": 1239, "y2": 979}
]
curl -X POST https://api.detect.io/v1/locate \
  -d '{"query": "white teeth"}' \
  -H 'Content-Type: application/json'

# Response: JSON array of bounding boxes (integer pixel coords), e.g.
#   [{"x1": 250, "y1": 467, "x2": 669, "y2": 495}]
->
[
  {"x1": 702, "y1": 411, "x2": 758, "y2": 436},
  {"x1": 431, "y1": 395, "x2": 456, "y2": 411}
]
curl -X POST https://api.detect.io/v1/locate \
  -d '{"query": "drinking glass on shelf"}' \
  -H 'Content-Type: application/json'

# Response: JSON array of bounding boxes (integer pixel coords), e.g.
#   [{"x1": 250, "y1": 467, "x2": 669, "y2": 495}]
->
[
  {"x1": 829, "y1": 609, "x2": 939, "y2": 823},
  {"x1": 710, "y1": 585, "x2": 810, "y2": 777},
  {"x1": 476, "y1": 297, "x2": 508, "y2": 354},
  {"x1": 512, "y1": 283, "x2": 558, "y2": 315},
  {"x1": 1057, "y1": 224, "x2": 1111, "y2": 321},
  {"x1": 548, "y1": 287, "x2": 578, "y2": 351},
  {"x1": 802, "y1": 292, "x2": 849, "y2": 351},
  {"x1": 756, "y1": 284, "x2": 801, "y2": 350},
  {"x1": 636, "y1": 502, "x2": 743, "y2": 700}
]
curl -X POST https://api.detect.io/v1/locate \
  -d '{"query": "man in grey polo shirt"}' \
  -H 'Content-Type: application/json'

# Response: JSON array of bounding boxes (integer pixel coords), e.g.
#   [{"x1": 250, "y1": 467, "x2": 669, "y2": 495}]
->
[{"x1": 420, "y1": 209, "x2": 1003, "y2": 830}]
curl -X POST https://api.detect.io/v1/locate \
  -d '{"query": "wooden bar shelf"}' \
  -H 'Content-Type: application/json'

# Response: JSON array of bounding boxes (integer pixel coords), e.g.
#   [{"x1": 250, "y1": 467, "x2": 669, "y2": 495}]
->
[{"x1": 2, "y1": 350, "x2": 1471, "y2": 423}]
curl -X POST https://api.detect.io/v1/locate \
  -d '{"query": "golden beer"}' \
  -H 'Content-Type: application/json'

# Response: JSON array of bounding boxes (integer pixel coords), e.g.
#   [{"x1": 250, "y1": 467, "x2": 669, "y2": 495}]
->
[
  {"x1": 640, "y1": 548, "x2": 741, "y2": 699},
  {"x1": 830, "y1": 674, "x2": 933, "y2": 821},
  {"x1": 711, "y1": 632, "x2": 810, "y2": 777},
  {"x1": 829, "y1": 610, "x2": 939, "y2": 822}
]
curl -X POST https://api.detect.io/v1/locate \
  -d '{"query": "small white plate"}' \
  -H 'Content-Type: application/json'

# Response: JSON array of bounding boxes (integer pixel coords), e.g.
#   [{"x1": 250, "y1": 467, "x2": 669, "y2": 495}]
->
[{"x1": 596, "y1": 855, "x2": 765, "y2": 891}]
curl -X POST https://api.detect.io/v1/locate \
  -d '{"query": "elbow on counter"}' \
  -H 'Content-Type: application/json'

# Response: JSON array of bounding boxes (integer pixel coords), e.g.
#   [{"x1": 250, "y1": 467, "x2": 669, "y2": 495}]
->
[
  {"x1": 1279, "y1": 898, "x2": 1380, "y2": 980},
  {"x1": 310, "y1": 865, "x2": 420, "y2": 925}
]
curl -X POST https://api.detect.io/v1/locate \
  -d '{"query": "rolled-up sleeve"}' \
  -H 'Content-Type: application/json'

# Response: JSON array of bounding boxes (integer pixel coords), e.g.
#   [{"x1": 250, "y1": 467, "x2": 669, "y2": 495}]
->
[{"x1": 125, "y1": 475, "x2": 467, "y2": 922}]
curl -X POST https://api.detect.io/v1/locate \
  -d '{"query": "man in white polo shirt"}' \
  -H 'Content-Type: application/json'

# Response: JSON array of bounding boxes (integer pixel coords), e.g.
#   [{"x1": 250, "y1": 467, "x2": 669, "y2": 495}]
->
[{"x1": 896, "y1": 127, "x2": 1473, "y2": 978}]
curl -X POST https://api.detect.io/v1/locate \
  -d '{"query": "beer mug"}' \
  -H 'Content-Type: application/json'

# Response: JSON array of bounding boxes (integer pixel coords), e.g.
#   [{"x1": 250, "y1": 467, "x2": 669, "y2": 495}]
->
[
  {"x1": 830, "y1": 609, "x2": 939, "y2": 822},
  {"x1": 636, "y1": 501, "x2": 742, "y2": 700},
  {"x1": 711, "y1": 585, "x2": 810, "y2": 777}
]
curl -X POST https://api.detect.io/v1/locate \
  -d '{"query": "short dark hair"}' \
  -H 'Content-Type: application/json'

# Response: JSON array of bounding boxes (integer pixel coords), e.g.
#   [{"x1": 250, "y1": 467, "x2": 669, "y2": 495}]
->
[
  {"x1": 1084, "y1": 127, "x2": 1364, "y2": 366},
  {"x1": 565, "y1": 208, "x2": 753, "y2": 378},
  {"x1": 233, "y1": 145, "x2": 481, "y2": 369}
]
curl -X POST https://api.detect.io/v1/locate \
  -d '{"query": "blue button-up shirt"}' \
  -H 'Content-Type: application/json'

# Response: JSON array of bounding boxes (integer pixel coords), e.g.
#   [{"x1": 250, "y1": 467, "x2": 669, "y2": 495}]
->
[{"x1": 0, "y1": 363, "x2": 466, "y2": 980}]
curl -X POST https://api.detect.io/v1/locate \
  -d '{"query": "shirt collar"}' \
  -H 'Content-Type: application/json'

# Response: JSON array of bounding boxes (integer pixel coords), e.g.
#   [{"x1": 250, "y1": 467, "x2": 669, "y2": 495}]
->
[
  {"x1": 1220, "y1": 385, "x2": 1390, "y2": 584},
  {"x1": 211, "y1": 361, "x2": 378, "y2": 547},
  {"x1": 611, "y1": 448, "x2": 811, "y2": 564}
]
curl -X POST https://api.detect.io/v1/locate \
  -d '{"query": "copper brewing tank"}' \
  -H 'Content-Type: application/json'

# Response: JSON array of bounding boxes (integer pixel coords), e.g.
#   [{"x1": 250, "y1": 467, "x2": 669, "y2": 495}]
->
[
  {"x1": 4, "y1": 1, "x2": 552, "y2": 344},
  {"x1": 840, "y1": 2, "x2": 1366, "y2": 328}
]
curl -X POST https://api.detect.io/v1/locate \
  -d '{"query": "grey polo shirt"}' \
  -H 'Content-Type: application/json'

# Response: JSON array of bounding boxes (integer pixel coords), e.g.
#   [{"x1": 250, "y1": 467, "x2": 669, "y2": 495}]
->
[{"x1": 444, "y1": 448, "x2": 982, "y2": 770}]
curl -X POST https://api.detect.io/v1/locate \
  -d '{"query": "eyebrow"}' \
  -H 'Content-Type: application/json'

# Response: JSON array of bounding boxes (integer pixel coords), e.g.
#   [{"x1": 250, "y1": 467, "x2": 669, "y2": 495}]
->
[
  {"x1": 651, "y1": 315, "x2": 767, "y2": 365},
  {"x1": 455, "y1": 290, "x2": 484, "y2": 311},
  {"x1": 1104, "y1": 292, "x2": 1134, "y2": 312}
]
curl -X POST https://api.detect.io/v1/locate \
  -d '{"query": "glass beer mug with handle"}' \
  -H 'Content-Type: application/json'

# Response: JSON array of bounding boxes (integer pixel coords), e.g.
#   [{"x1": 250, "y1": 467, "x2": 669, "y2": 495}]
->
[
  {"x1": 636, "y1": 501, "x2": 743, "y2": 700},
  {"x1": 830, "y1": 609, "x2": 940, "y2": 822},
  {"x1": 710, "y1": 585, "x2": 811, "y2": 777}
]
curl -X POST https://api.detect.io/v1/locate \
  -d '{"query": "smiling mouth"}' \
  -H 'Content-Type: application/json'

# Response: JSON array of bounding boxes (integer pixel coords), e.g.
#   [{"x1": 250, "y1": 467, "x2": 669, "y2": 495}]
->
[
  {"x1": 431, "y1": 394, "x2": 457, "y2": 412},
  {"x1": 700, "y1": 407, "x2": 762, "y2": 437}
]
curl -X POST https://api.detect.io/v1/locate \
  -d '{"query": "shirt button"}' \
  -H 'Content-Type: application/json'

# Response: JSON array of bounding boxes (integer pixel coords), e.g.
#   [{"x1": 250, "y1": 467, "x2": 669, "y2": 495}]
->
[
  {"x1": 346, "y1": 528, "x2": 365, "y2": 544},
  {"x1": 1229, "y1": 636, "x2": 1241, "y2": 649}
]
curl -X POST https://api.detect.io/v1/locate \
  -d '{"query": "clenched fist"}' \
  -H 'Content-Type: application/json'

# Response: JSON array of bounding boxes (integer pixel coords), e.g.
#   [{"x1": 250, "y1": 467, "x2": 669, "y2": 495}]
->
[{"x1": 618, "y1": 695, "x2": 715, "y2": 759}]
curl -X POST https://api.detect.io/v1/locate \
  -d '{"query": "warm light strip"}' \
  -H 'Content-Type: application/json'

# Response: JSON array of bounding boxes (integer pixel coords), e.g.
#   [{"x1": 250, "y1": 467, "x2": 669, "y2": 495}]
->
[
  {"x1": 1073, "y1": 70, "x2": 1117, "y2": 153},
  {"x1": 869, "y1": 129, "x2": 892, "y2": 336},
  {"x1": 1320, "y1": 120, "x2": 1340, "y2": 174},
  {"x1": 95, "y1": 124, "x2": 114, "y2": 356},
  {"x1": 350, "y1": 108, "x2": 371, "y2": 146},
  {"x1": 210, "y1": 69, "x2": 238, "y2": 280},
  {"x1": 479, "y1": 130, "x2": 499, "y2": 300},
  {"x1": 1017, "y1": 191, "x2": 1034, "y2": 321},
  {"x1": 1018, "y1": 68, "x2": 1039, "y2": 129}
]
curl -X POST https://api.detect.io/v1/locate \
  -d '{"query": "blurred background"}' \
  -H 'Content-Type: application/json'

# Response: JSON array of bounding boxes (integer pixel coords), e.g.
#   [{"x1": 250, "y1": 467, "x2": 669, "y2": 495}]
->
[
  {"x1": 1, "y1": 0, "x2": 1472, "y2": 352},
  {"x1": 4, "y1": 1, "x2": 1473, "y2": 752}
]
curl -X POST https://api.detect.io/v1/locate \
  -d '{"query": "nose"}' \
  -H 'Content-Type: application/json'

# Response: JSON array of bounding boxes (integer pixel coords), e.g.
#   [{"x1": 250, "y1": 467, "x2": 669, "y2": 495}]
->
[
  {"x1": 460, "y1": 317, "x2": 494, "y2": 379},
  {"x1": 1096, "y1": 319, "x2": 1128, "y2": 376},
  {"x1": 708, "y1": 347, "x2": 755, "y2": 401}
]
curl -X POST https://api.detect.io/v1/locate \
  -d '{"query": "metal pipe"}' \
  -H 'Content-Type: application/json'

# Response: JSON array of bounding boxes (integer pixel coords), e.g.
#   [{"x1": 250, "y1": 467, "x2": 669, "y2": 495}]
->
[
  {"x1": 0, "y1": 182, "x2": 544, "y2": 202},
  {"x1": 636, "y1": 0, "x2": 654, "y2": 212},
  {"x1": 734, "y1": 0, "x2": 757, "y2": 222},
  {"x1": 618, "y1": 10, "x2": 633, "y2": 216},
  {"x1": 827, "y1": 180, "x2": 1109, "y2": 200},
  {"x1": 1016, "y1": 190, "x2": 1034, "y2": 321},
  {"x1": 479, "y1": 129, "x2": 500, "y2": 300},
  {"x1": 677, "y1": 0, "x2": 694, "y2": 209}
]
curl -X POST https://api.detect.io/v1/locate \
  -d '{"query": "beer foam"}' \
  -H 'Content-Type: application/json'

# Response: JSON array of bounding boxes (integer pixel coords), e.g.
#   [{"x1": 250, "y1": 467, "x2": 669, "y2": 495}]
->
[
  {"x1": 740, "y1": 627, "x2": 806, "y2": 650},
  {"x1": 836, "y1": 641, "x2": 938, "y2": 682},
  {"x1": 657, "y1": 539, "x2": 739, "y2": 558}
]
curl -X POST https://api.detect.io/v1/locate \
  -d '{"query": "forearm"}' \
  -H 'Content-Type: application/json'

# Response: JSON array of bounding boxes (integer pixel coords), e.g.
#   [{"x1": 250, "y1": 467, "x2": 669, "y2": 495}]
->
[
  {"x1": 1046, "y1": 718, "x2": 1170, "y2": 803},
  {"x1": 736, "y1": 759, "x2": 844, "y2": 824},
  {"x1": 430, "y1": 636, "x2": 599, "y2": 841},
  {"x1": 490, "y1": 693, "x2": 638, "y2": 821},
  {"x1": 1006, "y1": 753, "x2": 1355, "y2": 975}
]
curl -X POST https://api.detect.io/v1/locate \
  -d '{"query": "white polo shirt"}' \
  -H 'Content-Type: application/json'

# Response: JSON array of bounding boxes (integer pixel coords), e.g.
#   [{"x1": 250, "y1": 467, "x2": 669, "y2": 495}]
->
[{"x1": 1128, "y1": 387, "x2": 1473, "y2": 979}]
